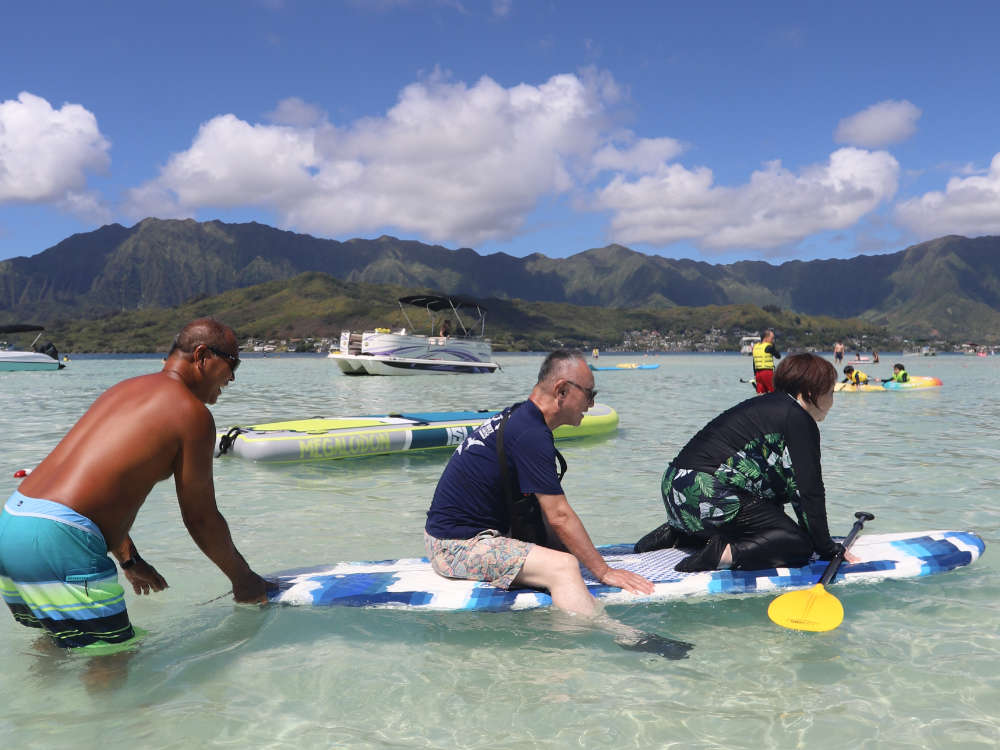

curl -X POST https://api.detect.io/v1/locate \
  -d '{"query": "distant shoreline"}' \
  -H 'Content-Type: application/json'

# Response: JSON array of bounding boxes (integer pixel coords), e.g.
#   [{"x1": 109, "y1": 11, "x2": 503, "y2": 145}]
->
[{"x1": 58, "y1": 349, "x2": 962, "y2": 358}]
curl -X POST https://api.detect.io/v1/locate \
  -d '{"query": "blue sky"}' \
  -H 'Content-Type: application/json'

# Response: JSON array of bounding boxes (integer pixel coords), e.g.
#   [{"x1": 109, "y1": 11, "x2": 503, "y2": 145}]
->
[{"x1": 2, "y1": 1, "x2": 999, "y2": 265}]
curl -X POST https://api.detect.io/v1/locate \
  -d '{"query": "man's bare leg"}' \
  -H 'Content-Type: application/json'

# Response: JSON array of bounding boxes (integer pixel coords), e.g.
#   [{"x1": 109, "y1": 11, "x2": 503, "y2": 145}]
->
[
  {"x1": 513, "y1": 546, "x2": 692, "y2": 659},
  {"x1": 514, "y1": 545, "x2": 596, "y2": 615}
]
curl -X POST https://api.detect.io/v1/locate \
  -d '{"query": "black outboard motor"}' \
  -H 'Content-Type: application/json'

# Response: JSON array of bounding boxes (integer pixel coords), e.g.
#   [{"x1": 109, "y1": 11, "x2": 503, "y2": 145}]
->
[{"x1": 36, "y1": 341, "x2": 59, "y2": 361}]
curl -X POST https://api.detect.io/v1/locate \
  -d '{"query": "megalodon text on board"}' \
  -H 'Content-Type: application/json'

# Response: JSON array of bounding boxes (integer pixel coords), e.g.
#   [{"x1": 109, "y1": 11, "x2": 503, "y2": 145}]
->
[{"x1": 298, "y1": 432, "x2": 392, "y2": 459}]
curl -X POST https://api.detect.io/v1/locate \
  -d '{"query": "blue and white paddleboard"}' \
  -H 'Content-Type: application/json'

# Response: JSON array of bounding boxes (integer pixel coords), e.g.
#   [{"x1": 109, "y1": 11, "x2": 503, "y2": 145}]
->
[{"x1": 269, "y1": 530, "x2": 984, "y2": 611}]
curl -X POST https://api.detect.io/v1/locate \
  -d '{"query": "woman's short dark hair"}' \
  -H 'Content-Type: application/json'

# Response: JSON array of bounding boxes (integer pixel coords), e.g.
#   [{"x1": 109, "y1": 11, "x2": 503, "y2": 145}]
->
[{"x1": 774, "y1": 353, "x2": 837, "y2": 406}]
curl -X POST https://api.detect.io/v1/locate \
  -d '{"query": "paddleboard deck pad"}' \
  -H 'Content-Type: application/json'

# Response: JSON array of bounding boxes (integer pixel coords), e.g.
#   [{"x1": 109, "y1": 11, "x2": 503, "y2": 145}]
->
[
  {"x1": 589, "y1": 363, "x2": 660, "y2": 371},
  {"x1": 217, "y1": 404, "x2": 618, "y2": 462},
  {"x1": 268, "y1": 530, "x2": 984, "y2": 611}
]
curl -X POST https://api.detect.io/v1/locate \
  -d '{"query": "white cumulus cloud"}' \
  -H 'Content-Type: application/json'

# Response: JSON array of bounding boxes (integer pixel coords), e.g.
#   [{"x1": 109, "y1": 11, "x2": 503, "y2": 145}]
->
[
  {"x1": 121, "y1": 72, "x2": 912, "y2": 255},
  {"x1": 591, "y1": 135, "x2": 684, "y2": 176},
  {"x1": 124, "y1": 71, "x2": 617, "y2": 245},
  {"x1": 895, "y1": 152, "x2": 1000, "y2": 237},
  {"x1": 265, "y1": 96, "x2": 326, "y2": 127},
  {"x1": 595, "y1": 147, "x2": 900, "y2": 252},
  {"x1": 0, "y1": 92, "x2": 110, "y2": 220},
  {"x1": 125, "y1": 114, "x2": 319, "y2": 219},
  {"x1": 834, "y1": 99, "x2": 921, "y2": 148}
]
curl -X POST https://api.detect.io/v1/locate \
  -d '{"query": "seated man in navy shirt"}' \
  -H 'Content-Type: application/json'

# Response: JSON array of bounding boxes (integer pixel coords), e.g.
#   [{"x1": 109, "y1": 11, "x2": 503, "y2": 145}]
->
[{"x1": 424, "y1": 349, "x2": 654, "y2": 616}]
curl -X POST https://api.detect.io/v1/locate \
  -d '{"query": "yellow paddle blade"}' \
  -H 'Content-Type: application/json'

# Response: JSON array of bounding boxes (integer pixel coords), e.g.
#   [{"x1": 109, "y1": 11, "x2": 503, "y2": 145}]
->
[{"x1": 767, "y1": 584, "x2": 845, "y2": 632}]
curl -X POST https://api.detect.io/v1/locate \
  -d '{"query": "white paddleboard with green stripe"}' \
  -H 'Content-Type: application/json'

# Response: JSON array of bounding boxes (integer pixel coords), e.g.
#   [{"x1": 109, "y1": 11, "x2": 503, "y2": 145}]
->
[{"x1": 216, "y1": 403, "x2": 619, "y2": 462}]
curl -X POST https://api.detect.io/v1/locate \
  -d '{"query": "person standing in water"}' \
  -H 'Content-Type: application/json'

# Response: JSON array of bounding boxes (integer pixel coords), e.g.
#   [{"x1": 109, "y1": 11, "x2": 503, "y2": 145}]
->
[
  {"x1": 752, "y1": 329, "x2": 782, "y2": 394},
  {"x1": 0, "y1": 318, "x2": 274, "y2": 651}
]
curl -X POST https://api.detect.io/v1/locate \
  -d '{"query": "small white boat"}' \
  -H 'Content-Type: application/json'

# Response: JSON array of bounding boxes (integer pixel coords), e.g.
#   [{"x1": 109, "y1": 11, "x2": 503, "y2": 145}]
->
[
  {"x1": 0, "y1": 325, "x2": 65, "y2": 371},
  {"x1": 739, "y1": 335, "x2": 761, "y2": 355},
  {"x1": 328, "y1": 295, "x2": 500, "y2": 375}
]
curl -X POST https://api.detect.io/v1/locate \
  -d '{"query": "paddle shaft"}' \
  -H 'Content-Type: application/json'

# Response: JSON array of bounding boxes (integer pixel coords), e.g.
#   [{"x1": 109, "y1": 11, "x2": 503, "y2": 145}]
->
[{"x1": 817, "y1": 511, "x2": 875, "y2": 587}]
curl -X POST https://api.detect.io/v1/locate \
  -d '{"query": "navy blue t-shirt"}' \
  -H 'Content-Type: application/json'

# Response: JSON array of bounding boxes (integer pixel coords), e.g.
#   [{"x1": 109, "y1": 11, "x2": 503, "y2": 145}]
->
[{"x1": 425, "y1": 400, "x2": 564, "y2": 540}]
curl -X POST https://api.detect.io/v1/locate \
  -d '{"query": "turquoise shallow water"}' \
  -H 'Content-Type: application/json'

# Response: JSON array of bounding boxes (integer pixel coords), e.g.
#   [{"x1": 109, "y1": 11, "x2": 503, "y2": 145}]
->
[{"x1": 1, "y1": 352, "x2": 998, "y2": 749}]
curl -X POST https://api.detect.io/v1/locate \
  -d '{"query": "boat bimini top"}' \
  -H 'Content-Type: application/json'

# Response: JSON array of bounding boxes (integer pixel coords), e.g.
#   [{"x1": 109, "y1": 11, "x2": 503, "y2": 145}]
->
[
  {"x1": 0, "y1": 324, "x2": 48, "y2": 351},
  {"x1": 397, "y1": 295, "x2": 488, "y2": 337}
]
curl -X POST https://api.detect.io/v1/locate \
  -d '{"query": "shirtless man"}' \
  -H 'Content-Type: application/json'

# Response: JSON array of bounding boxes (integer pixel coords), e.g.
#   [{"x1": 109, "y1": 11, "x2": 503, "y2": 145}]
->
[{"x1": 0, "y1": 318, "x2": 273, "y2": 650}]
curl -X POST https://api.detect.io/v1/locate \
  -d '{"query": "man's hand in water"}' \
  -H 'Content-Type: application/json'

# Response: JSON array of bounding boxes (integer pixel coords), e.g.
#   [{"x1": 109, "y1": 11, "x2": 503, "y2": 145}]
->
[
  {"x1": 123, "y1": 559, "x2": 169, "y2": 595},
  {"x1": 600, "y1": 567, "x2": 655, "y2": 596},
  {"x1": 232, "y1": 572, "x2": 279, "y2": 604}
]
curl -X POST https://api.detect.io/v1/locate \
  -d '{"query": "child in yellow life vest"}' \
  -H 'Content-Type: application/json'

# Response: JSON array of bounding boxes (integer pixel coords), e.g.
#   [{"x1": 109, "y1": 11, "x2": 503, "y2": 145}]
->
[{"x1": 842, "y1": 365, "x2": 869, "y2": 386}]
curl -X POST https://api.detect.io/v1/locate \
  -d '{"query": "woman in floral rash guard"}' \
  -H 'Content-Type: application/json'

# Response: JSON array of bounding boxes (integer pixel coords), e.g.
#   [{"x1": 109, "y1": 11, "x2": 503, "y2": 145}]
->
[{"x1": 636, "y1": 353, "x2": 856, "y2": 572}]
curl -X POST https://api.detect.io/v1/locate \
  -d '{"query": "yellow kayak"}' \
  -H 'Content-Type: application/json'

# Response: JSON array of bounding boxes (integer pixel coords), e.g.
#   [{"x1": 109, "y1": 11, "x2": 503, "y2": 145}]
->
[{"x1": 835, "y1": 376, "x2": 943, "y2": 392}]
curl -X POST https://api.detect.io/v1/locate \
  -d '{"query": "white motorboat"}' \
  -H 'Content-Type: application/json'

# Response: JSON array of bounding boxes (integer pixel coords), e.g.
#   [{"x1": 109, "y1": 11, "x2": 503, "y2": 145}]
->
[
  {"x1": 0, "y1": 325, "x2": 65, "y2": 371},
  {"x1": 739, "y1": 335, "x2": 761, "y2": 355},
  {"x1": 328, "y1": 295, "x2": 500, "y2": 375}
]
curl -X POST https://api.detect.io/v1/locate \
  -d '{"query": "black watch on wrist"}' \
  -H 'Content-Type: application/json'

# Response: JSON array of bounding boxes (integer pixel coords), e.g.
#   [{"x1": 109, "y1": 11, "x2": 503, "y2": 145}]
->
[{"x1": 120, "y1": 558, "x2": 136, "y2": 570}]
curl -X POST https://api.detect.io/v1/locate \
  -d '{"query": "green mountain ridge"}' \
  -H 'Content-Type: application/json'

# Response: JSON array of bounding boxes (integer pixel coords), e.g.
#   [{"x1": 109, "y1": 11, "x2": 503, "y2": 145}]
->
[
  {"x1": 35, "y1": 271, "x2": 887, "y2": 354},
  {"x1": 2, "y1": 218, "x2": 999, "y2": 343}
]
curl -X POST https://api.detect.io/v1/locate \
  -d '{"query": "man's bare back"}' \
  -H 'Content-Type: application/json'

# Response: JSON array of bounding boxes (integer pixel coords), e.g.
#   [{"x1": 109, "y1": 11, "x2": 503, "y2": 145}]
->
[
  {"x1": 21, "y1": 370, "x2": 212, "y2": 550},
  {"x1": 16, "y1": 318, "x2": 271, "y2": 604}
]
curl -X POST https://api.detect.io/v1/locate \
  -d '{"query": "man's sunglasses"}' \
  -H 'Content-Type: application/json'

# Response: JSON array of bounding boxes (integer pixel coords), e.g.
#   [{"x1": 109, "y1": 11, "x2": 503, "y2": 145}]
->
[
  {"x1": 206, "y1": 345, "x2": 241, "y2": 375},
  {"x1": 564, "y1": 380, "x2": 597, "y2": 403}
]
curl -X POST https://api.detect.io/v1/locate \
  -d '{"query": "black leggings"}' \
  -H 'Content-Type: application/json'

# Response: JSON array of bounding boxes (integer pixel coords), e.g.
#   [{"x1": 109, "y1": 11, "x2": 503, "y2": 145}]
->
[{"x1": 675, "y1": 501, "x2": 814, "y2": 570}]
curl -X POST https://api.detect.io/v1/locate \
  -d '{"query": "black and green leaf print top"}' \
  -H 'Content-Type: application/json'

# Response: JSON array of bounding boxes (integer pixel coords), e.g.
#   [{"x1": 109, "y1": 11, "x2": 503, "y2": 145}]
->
[{"x1": 665, "y1": 391, "x2": 837, "y2": 558}]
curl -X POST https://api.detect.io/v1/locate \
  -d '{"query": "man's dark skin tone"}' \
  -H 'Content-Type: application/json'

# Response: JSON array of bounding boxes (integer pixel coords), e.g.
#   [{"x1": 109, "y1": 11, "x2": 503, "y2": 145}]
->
[{"x1": 19, "y1": 318, "x2": 273, "y2": 602}]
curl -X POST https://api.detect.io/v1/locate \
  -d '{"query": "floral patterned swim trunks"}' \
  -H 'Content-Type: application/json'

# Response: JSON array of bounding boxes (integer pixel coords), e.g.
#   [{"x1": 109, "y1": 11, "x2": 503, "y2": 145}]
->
[{"x1": 424, "y1": 529, "x2": 533, "y2": 590}]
